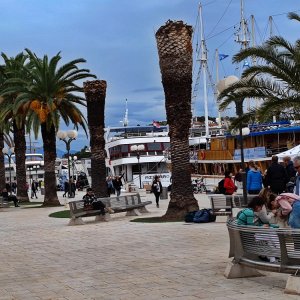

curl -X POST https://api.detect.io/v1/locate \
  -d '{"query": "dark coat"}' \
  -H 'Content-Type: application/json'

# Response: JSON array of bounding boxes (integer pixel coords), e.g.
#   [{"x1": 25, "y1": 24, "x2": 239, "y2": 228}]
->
[
  {"x1": 266, "y1": 162, "x2": 288, "y2": 194},
  {"x1": 113, "y1": 179, "x2": 123, "y2": 191},
  {"x1": 151, "y1": 180, "x2": 162, "y2": 194},
  {"x1": 286, "y1": 161, "x2": 296, "y2": 181}
]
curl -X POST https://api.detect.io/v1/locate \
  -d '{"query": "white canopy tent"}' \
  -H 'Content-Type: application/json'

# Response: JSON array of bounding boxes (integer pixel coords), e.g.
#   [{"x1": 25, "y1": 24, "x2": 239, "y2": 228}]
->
[{"x1": 277, "y1": 144, "x2": 300, "y2": 161}]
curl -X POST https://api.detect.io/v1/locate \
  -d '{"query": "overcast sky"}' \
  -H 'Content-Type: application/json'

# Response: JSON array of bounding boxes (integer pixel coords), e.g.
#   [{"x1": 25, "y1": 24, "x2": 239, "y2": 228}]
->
[{"x1": 1, "y1": 0, "x2": 299, "y2": 151}]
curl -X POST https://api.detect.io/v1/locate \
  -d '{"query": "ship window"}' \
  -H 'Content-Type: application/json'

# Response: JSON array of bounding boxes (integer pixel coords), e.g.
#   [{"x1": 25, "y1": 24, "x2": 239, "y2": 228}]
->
[
  {"x1": 121, "y1": 145, "x2": 128, "y2": 153},
  {"x1": 163, "y1": 142, "x2": 170, "y2": 150},
  {"x1": 147, "y1": 143, "x2": 162, "y2": 151}
]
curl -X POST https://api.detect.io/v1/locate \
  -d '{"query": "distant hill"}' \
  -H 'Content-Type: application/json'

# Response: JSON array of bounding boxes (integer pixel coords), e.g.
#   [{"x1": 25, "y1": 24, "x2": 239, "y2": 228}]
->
[{"x1": 29, "y1": 148, "x2": 79, "y2": 158}]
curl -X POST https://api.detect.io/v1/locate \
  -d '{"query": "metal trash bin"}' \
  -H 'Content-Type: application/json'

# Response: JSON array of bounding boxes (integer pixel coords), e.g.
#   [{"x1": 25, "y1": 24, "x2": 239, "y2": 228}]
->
[
  {"x1": 41, "y1": 188, "x2": 45, "y2": 195},
  {"x1": 160, "y1": 187, "x2": 168, "y2": 200}
]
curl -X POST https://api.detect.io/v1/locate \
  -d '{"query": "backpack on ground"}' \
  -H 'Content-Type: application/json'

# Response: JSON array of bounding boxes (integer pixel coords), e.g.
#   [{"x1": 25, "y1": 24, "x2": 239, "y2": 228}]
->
[
  {"x1": 217, "y1": 179, "x2": 226, "y2": 194},
  {"x1": 184, "y1": 211, "x2": 197, "y2": 223},
  {"x1": 193, "y1": 209, "x2": 216, "y2": 223}
]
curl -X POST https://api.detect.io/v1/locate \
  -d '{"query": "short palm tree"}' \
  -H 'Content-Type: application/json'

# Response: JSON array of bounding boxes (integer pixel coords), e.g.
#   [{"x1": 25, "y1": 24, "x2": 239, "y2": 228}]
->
[
  {"x1": 156, "y1": 20, "x2": 199, "y2": 220},
  {"x1": 84, "y1": 80, "x2": 108, "y2": 198},
  {"x1": 10, "y1": 49, "x2": 96, "y2": 206},
  {"x1": 218, "y1": 13, "x2": 300, "y2": 125}
]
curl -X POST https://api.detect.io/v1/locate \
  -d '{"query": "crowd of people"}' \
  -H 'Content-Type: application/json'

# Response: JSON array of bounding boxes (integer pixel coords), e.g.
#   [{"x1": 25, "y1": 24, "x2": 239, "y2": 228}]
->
[{"x1": 222, "y1": 155, "x2": 300, "y2": 236}]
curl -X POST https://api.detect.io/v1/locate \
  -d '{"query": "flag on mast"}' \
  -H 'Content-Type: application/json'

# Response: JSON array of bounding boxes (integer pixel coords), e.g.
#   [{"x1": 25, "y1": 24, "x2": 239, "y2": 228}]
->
[
  {"x1": 152, "y1": 121, "x2": 160, "y2": 128},
  {"x1": 243, "y1": 60, "x2": 250, "y2": 68},
  {"x1": 218, "y1": 54, "x2": 229, "y2": 61}
]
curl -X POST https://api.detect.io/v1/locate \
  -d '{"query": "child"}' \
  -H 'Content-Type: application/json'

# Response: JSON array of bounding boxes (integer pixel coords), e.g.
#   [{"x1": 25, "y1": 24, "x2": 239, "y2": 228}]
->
[
  {"x1": 267, "y1": 192, "x2": 300, "y2": 228},
  {"x1": 237, "y1": 196, "x2": 279, "y2": 263},
  {"x1": 237, "y1": 196, "x2": 276, "y2": 227}
]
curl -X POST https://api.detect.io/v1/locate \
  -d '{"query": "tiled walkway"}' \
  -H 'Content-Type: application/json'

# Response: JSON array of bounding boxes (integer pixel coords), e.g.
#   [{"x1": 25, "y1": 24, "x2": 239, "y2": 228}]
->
[{"x1": 0, "y1": 191, "x2": 298, "y2": 299}]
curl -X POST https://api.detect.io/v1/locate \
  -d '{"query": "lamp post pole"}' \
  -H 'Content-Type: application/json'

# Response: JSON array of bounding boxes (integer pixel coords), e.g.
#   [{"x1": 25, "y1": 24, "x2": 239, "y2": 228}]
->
[
  {"x1": 217, "y1": 76, "x2": 249, "y2": 205},
  {"x1": 34, "y1": 165, "x2": 40, "y2": 181},
  {"x1": 130, "y1": 144, "x2": 145, "y2": 189},
  {"x1": 57, "y1": 130, "x2": 78, "y2": 198},
  {"x1": 28, "y1": 167, "x2": 33, "y2": 189},
  {"x1": 137, "y1": 152, "x2": 141, "y2": 189},
  {"x1": 69, "y1": 155, "x2": 77, "y2": 180},
  {"x1": 2, "y1": 147, "x2": 15, "y2": 196},
  {"x1": 235, "y1": 100, "x2": 249, "y2": 206}
]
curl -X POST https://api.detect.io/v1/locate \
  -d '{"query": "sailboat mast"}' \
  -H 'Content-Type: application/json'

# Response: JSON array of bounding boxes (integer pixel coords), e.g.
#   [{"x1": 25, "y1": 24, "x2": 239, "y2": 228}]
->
[
  {"x1": 123, "y1": 99, "x2": 128, "y2": 127},
  {"x1": 268, "y1": 16, "x2": 276, "y2": 123},
  {"x1": 240, "y1": 0, "x2": 249, "y2": 50},
  {"x1": 215, "y1": 49, "x2": 221, "y2": 126},
  {"x1": 199, "y1": 3, "x2": 209, "y2": 139}
]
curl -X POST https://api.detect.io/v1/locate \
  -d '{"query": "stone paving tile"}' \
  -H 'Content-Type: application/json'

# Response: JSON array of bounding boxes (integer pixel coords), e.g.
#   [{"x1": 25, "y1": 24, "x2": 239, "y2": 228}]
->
[{"x1": 0, "y1": 191, "x2": 298, "y2": 299}]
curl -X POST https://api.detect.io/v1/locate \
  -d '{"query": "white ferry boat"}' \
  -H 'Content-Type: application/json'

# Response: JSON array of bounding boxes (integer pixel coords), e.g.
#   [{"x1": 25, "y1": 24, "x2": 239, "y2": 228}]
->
[
  {"x1": 4, "y1": 153, "x2": 45, "y2": 184},
  {"x1": 104, "y1": 124, "x2": 225, "y2": 188}
]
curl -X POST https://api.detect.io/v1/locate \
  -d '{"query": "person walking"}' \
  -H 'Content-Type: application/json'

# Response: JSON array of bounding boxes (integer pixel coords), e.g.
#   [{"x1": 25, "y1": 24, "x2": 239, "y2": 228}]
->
[
  {"x1": 113, "y1": 176, "x2": 123, "y2": 197},
  {"x1": 70, "y1": 179, "x2": 76, "y2": 198},
  {"x1": 151, "y1": 175, "x2": 162, "y2": 208},
  {"x1": 265, "y1": 155, "x2": 288, "y2": 194},
  {"x1": 31, "y1": 180, "x2": 38, "y2": 199},
  {"x1": 247, "y1": 161, "x2": 263, "y2": 194},
  {"x1": 63, "y1": 181, "x2": 69, "y2": 198}
]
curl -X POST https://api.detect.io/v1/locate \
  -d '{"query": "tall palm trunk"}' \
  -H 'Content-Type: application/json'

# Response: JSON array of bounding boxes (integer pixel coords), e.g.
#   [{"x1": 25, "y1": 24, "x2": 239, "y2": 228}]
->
[
  {"x1": 13, "y1": 122, "x2": 29, "y2": 202},
  {"x1": 41, "y1": 123, "x2": 60, "y2": 206},
  {"x1": 0, "y1": 132, "x2": 5, "y2": 191},
  {"x1": 156, "y1": 20, "x2": 199, "y2": 220},
  {"x1": 84, "y1": 80, "x2": 108, "y2": 198}
]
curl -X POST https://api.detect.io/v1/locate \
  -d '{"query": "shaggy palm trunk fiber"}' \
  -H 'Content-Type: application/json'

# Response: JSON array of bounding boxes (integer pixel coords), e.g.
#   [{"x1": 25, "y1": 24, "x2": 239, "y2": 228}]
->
[
  {"x1": 84, "y1": 80, "x2": 108, "y2": 198},
  {"x1": 0, "y1": 133, "x2": 5, "y2": 191},
  {"x1": 41, "y1": 124, "x2": 60, "y2": 206},
  {"x1": 156, "y1": 20, "x2": 199, "y2": 220},
  {"x1": 13, "y1": 122, "x2": 29, "y2": 202}
]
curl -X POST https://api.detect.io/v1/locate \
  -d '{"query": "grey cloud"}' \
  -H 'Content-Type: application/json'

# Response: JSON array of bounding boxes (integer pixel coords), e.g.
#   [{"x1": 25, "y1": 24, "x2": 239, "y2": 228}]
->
[{"x1": 131, "y1": 87, "x2": 163, "y2": 93}]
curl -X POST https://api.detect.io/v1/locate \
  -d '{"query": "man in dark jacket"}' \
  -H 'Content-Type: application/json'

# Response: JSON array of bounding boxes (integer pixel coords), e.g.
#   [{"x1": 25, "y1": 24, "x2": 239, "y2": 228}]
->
[
  {"x1": 283, "y1": 155, "x2": 296, "y2": 182},
  {"x1": 265, "y1": 155, "x2": 288, "y2": 194}
]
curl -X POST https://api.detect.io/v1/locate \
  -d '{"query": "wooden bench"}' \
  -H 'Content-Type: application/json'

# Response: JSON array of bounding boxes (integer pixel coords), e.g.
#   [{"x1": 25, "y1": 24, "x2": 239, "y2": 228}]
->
[
  {"x1": 0, "y1": 196, "x2": 9, "y2": 208},
  {"x1": 68, "y1": 193, "x2": 152, "y2": 225},
  {"x1": 208, "y1": 194, "x2": 233, "y2": 218},
  {"x1": 208, "y1": 194, "x2": 260, "y2": 218},
  {"x1": 225, "y1": 218, "x2": 300, "y2": 295}
]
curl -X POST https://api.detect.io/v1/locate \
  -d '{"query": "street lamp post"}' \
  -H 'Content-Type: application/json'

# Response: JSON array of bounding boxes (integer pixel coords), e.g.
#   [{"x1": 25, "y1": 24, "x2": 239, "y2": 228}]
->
[
  {"x1": 2, "y1": 147, "x2": 15, "y2": 196},
  {"x1": 232, "y1": 125, "x2": 250, "y2": 205},
  {"x1": 28, "y1": 167, "x2": 33, "y2": 188},
  {"x1": 69, "y1": 155, "x2": 78, "y2": 179},
  {"x1": 217, "y1": 75, "x2": 250, "y2": 205},
  {"x1": 57, "y1": 130, "x2": 78, "y2": 198},
  {"x1": 130, "y1": 144, "x2": 145, "y2": 189},
  {"x1": 33, "y1": 165, "x2": 40, "y2": 181}
]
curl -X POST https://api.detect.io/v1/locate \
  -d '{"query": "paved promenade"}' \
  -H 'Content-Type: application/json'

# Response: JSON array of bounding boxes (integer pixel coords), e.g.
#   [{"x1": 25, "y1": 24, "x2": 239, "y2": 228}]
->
[{"x1": 0, "y1": 190, "x2": 298, "y2": 300}]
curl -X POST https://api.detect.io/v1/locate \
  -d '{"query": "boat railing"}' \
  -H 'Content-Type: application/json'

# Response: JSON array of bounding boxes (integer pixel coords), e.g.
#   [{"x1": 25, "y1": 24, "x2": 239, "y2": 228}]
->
[{"x1": 110, "y1": 151, "x2": 166, "y2": 160}]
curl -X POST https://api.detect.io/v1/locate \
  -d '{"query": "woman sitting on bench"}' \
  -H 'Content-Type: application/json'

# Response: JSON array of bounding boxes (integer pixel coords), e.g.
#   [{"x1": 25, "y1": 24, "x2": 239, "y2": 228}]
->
[
  {"x1": 1, "y1": 188, "x2": 19, "y2": 207},
  {"x1": 83, "y1": 188, "x2": 114, "y2": 215}
]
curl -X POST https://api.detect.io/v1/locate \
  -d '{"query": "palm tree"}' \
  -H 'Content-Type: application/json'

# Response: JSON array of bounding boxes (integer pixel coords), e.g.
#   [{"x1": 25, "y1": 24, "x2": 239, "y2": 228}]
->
[
  {"x1": 0, "y1": 53, "x2": 29, "y2": 202},
  {"x1": 218, "y1": 13, "x2": 300, "y2": 125},
  {"x1": 10, "y1": 49, "x2": 96, "y2": 206},
  {"x1": 83, "y1": 80, "x2": 108, "y2": 198},
  {"x1": 156, "y1": 20, "x2": 199, "y2": 221}
]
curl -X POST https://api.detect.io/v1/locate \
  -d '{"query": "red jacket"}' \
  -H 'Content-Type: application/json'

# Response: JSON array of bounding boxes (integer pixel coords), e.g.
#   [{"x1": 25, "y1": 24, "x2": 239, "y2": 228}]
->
[{"x1": 224, "y1": 177, "x2": 236, "y2": 195}]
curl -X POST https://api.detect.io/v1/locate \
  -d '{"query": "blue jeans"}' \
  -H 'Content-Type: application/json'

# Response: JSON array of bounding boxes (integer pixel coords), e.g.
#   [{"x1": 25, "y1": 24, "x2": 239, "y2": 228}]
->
[
  {"x1": 116, "y1": 189, "x2": 121, "y2": 197},
  {"x1": 288, "y1": 200, "x2": 300, "y2": 228}
]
